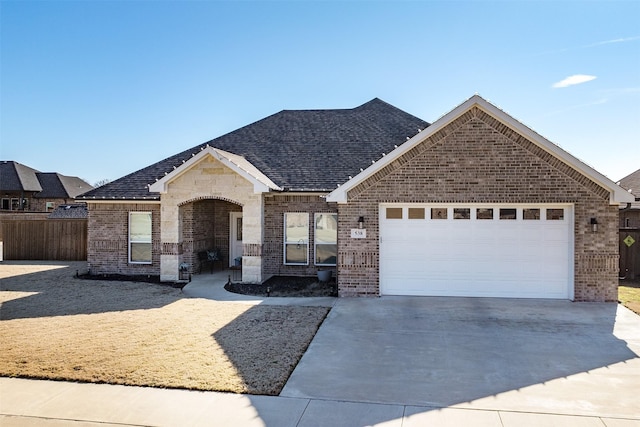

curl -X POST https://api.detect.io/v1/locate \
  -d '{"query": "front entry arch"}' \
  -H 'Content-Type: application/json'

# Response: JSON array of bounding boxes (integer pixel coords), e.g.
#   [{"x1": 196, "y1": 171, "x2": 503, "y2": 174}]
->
[{"x1": 179, "y1": 198, "x2": 242, "y2": 274}]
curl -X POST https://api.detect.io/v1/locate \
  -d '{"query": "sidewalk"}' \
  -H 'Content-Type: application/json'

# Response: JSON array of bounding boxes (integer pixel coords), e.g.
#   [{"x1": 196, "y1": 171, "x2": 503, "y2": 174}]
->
[
  {"x1": 3, "y1": 377, "x2": 637, "y2": 427},
  {"x1": 181, "y1": 270, "x2": 336, "y2": 307}
]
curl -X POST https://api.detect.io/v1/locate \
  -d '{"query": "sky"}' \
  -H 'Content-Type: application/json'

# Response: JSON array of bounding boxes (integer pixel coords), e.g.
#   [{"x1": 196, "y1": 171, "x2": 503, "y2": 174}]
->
[{"x1": 1, "y1": 0, "x2": 639, "y2": 187}]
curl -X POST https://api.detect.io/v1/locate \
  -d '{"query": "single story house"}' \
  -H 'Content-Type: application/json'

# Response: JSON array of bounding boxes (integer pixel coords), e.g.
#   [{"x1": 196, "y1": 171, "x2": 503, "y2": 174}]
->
[{"x1": 77, "y1": 95, "x2": 634, "y2": 302}]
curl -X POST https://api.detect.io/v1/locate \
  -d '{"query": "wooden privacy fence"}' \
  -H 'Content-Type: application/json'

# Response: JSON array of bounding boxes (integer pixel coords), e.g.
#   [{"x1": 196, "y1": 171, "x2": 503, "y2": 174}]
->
[
  {"x1": 620, "y1": 228, "x2": 639, "y2": 280},
  {"x1": 1, "y1": 219, "x2": 87, "y2": 260}
]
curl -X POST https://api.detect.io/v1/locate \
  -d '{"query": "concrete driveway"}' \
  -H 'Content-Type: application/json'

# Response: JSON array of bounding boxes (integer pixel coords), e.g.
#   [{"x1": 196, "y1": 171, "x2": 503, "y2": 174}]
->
[{"x1": 281, "y1": 296, "x2": 640, "y2": 420}]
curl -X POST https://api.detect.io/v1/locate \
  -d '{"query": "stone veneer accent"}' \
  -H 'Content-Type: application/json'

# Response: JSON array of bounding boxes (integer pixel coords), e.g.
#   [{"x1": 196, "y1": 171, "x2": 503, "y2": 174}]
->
[
  {"x1": 159, "y1": 156, "x2": 264, "y2": 282},
  {"x1": 337, "y1": 107, "x2": 619, "y2": 302},
  {"x1": 263, "y1": 194, "x2": 337, "y2": 281}
]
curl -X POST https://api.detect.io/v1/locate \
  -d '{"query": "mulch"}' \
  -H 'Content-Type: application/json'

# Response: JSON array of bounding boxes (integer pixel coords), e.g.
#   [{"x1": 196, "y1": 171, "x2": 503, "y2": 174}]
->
[{"x1": 225, "y1": 275, "x2": 337, "y2": 297}]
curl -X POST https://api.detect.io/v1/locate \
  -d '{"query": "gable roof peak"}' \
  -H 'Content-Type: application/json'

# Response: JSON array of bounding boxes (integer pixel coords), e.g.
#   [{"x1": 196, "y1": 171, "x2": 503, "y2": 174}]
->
[{"x1": 327, "y1": 94, "x2": 634, "y2": 205}]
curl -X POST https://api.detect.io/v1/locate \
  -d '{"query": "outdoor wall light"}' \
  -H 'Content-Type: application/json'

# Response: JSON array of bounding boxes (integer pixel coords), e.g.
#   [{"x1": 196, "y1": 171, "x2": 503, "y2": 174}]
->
[
  {"x1": 590, "y1": 217, "x2": 598, "y2": 233},
  {"x1": 358, "y1": 216, "x2": 365, "y2": 229}
]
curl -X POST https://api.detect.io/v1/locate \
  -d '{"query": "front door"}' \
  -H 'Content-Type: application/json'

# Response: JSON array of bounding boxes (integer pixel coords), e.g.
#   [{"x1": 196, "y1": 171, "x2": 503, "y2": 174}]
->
[{"x1": 229, "y1": 212, "x2": 243, "y2": 267}]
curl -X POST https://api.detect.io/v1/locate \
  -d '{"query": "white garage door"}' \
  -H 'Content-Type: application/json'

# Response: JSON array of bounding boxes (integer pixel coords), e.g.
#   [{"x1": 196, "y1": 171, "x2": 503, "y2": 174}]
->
[{"x1": 379, "y1": 204, "x2": 573, "y2": 299}]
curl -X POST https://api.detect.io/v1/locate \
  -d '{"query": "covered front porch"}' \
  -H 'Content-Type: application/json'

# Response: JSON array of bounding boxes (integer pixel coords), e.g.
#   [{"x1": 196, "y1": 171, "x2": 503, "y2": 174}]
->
[
  {"x1": 178, "y1": 198, "x2": 244, "y2": 276},
  {"x1": 148, "y1": 146, "x2": 281, "y2": 284}
]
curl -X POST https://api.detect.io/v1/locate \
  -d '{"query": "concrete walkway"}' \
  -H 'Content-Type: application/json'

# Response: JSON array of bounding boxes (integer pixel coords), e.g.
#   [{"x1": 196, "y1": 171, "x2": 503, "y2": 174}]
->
[
  {"x1": 2, "y1": 276, "x2": 639, "y2": 426},
  {"x1": 2, "y1": 376, "x2": 639, "y2": 426},
  {"x1": 181, "y1": 270, "x2": 337, "y2": 307}
]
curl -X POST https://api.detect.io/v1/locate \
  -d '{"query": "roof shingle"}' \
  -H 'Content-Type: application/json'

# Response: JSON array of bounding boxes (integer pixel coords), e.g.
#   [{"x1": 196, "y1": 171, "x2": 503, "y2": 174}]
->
[{"x1": 79, "y1": 98, "x2": 429, "y2": 200}]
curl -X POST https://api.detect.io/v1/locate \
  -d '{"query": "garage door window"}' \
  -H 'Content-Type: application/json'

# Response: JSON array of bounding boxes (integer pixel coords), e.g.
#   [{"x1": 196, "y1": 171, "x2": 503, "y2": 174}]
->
[
  {"x1": 386, "y1": 207, "x2": 403, "y2": 219},
  {"x1": 500, "y1": 208, "x2": 517, "y2": 220},
  {"x1": 408, "y1": 208, "x2": 425, "y2": 219},
  {"x1": 523, "y1": 208, "x2": 541, "y2": 220},
  {"x1": 547, "y1": 208, "x2": 564, "y2": 220},
  {"x1": 284, "y1": 213, "x2": 309, "y2": 265},
  {"x1": 315, "y1": 213, "x2": 337, "y2": 266},
  {"x1": 477, "y1": 208, "x2": 494, "y2": 220},
  {"x1": 431, "y1": 208, "x2": 447, "y2": 219},
  {"x1": 454, "y1": 208, "x2": 470, "y2": 219}
]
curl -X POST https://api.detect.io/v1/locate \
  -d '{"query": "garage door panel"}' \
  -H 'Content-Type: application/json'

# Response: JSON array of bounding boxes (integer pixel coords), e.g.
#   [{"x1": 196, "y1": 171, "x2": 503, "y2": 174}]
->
[{"x1": 380, "y1": 204, "x2": 572, "y2": 299}]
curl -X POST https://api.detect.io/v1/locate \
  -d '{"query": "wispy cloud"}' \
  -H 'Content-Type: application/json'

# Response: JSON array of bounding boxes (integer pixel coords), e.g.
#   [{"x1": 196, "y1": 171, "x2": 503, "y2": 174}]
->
[
  {"x1": 530, "y1": 35, "x2": 639, "y2": 57},
  {"x1": 599, "y1": 87, "x2": 640, "y2": 95},
  {"x1": 552, "y1": 74, "x2": 597, "y2": 88},
  {"x1": 541, "y1": 98, "x2": 608, "y2": 117},
  {"x1": 584, "y1": 36, "x2": 640, "y2": 48}
]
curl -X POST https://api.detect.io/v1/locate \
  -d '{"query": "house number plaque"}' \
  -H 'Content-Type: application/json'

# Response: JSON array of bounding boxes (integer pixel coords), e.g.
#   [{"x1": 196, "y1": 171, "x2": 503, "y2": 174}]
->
[{"x1": 351, "y1": 229, "x2": 367, "y2": 239}]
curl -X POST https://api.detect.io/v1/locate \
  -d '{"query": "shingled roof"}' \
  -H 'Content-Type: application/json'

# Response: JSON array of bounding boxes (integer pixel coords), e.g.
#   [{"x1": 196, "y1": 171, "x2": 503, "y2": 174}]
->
[
  {"x1": 618, "y1": 169, "x2": 640, "y2": 211},
  {"x1": 35, "y1": 173, "x2": 94, "y2": 198},
  {"x1": 618, "y1": 169, "x2": 640, "y2": 199},
  {"x1": 0, "y1": 161, "x2": 93, "y2": 198},
  {"x1": 0, "y1": 161, "x2": 42, "y2": 192},
  {"x1": 78, "y1": 98, "x2": 429, "y2": 200}
]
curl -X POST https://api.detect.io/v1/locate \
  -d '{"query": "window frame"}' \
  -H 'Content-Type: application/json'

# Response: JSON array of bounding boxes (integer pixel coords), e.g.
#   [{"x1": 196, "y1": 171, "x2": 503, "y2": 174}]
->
[
  {"x1": 129, "y1": 211, "x2": 153, "y2": 264},
  {"x1": 284, "y1": 212, "x2": 309, "y2": 265},
  {"x1": 314, "y1": 212, "x2": 337, "y2": 266}
]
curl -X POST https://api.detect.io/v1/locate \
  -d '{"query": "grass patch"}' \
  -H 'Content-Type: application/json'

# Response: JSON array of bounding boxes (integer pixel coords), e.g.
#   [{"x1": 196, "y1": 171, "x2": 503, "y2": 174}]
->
[
  {"x1": 619, "y1": 279, "x2": 640, "y2": 315},
  {"x1": 0, "y1": 261, "x2": 329, "y2": 395}
]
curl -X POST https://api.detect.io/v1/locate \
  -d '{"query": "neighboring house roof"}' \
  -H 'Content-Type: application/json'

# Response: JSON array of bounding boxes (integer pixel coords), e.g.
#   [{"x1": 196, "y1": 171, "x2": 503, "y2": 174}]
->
[
  {"x1": 618, "y1": 168, "x2": 640, "y2": 210},
  {"x1": 48, "y1": 204, "x2": 88, "y2": 219},
  {"x1": 78, "y1": 98, "x2": 429, "y2": 200},
  {"x1": 35, "y1": 173, "x2": 94, "y2": 198},
  {"x1": 0, "y1": 160, "x2": 93, "y2": 198},
  {"x1": 327, "y1": 95, "x2": 635, "y2": 205},
  {"x1": 618, "y1": 168, "x2": 640, "y2": 198},
  {"x1": 0, "y1": 161, "x2": 42, "y2": 192}
]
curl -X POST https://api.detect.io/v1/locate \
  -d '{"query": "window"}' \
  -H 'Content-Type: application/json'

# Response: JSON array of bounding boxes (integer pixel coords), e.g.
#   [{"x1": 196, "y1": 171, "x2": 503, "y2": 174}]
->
[
  {"x1": 315, "y1": 213, "x2": 337, "y2": 266},
  {"x1": 431, "y1": 208, "x2": 447, "y2": 219},
  {"x1": 285, "y1": 213, "x2": 309, "y2": 265},
  {"x1": 129, "y1": 212, "x2": 152, "y2": 263},
  {"x1": 386, "y1": 207, "x2": 403, "y2": 219},
  {"x1": 547, "y1": 208, "x2": 564, "y2": 220},
  {"x1": 499, "y1": 208, "x2": 517, "y2": 220},
  {"x1": 523, "y1": 208, "x2": 540, "y2": 220},
  {"x1": 236, "y1": 217, "x2": 243, "y2": 241},
  {"x1": 453, "y1": 208, "x2": 470, "y2": 219},
  {"x1": 1, "y1": 199, "x2": 8, "y2": 210},
  {"x1": 476, "y1": 208, "x2": 493, "y2": 220},
  {"x1": 408, "y1": 208, "x2": 425, "y2": 219},
  {"x1": 11, "y1": 199, "x2": 19, "y2": 210}
]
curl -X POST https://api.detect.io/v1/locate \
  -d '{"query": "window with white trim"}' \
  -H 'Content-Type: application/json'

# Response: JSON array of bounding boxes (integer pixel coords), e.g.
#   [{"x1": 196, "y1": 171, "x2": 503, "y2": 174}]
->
[
  {"x1": 129, "y1": 212, "x2": 152, "y2": 263},
  {"x1": 284, "y1": 213, "x2": 309, "y2": 265},
  {"x1": 314, "y1": 213, "x2": 337, "y2": 266}
]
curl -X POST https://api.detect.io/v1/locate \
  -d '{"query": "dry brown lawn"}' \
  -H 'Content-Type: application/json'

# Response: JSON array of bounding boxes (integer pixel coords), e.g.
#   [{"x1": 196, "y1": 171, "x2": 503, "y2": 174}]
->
[
  {"x1": 0, "y1": 262, "x2": 329, "y2": 395},
  {"x1": 619, "y1": 279, "x2": 640, "y2": 315}
]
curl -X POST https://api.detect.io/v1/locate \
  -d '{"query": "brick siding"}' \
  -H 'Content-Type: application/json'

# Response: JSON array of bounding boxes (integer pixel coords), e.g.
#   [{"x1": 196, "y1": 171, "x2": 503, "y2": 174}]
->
[
  {"x1": 263, "y1": 194, "x2": 337, "y2": 280},
  {"x1": 87, "y1": 202, "x2": 161, "y2": 275},
  {"x1": 338, "y1": 107, "x2": 619, "y2": 301}
]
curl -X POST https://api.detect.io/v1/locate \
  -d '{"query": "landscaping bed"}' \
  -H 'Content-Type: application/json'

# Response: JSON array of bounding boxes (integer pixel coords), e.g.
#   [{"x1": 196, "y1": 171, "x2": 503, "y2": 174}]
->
[{"x1": 225, "y1": 275, "x2": 337, "y2": 297}]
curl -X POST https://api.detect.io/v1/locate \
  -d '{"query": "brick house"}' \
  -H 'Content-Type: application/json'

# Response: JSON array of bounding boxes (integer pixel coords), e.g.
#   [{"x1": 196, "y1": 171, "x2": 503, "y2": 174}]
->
[
  {"x1": 0, "y1": 161, "x2": 93, "y2": 212},
  {"x1": 77, "y1": 95, "x2": 633, "y2": 301}
]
